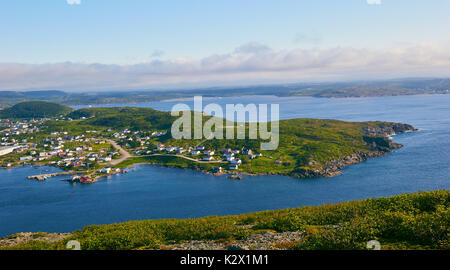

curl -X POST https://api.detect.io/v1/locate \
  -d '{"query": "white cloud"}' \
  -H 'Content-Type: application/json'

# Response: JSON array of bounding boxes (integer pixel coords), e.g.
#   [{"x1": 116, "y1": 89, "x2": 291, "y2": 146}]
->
[
  {"x1": 67, "y1": 0, "x2": 81, "y2": 5},
  {"x1": 0, "y1": 42, "x2": 449, "y2": 91}
]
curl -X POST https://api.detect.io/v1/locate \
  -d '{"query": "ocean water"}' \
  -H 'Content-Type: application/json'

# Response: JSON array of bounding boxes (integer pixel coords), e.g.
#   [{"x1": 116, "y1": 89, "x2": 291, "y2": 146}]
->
[{"x1": 1, "y1": 94, "x2": 449, "y2": 237}]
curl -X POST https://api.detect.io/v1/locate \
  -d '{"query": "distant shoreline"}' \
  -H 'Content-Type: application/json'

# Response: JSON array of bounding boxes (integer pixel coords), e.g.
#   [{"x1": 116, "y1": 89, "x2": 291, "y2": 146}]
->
[
  {"x1": 69, "y1": 93, "x2": 450, "y2": 109},
  {"x1": 1, "y1": 77, "x2": 449, "y2": 108}
]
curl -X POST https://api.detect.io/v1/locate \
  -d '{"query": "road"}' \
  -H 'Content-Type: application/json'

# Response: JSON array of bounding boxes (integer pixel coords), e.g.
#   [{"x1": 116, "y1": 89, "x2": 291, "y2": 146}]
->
[
  {"x1": 107, "y1": 139, "x2": 131, "y2": 166},
  {"x1": 106, "y1": 139, "x2": 224, "y2": 166}
]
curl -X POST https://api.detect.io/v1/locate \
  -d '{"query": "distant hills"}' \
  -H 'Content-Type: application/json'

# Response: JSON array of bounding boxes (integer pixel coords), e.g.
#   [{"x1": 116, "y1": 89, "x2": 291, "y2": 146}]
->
[
  {"x1": 0, "y1": 101, "x2": 73, "y2": 119},
  {"x1": 0, "y1": 78, "x2": 449, "y2": 108},
  {"x1": 67, "y1": 107, "x2": 174, "y2": 130}
]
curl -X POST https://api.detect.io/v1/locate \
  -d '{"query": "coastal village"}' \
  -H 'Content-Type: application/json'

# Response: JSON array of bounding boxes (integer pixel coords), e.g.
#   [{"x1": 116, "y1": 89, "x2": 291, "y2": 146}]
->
[
  {"x1": 1, "y1": 102, "x2": 416, "y2": 183},
  {"x1": 1, "y1": 119, "x2": 264, "y2": 183}
]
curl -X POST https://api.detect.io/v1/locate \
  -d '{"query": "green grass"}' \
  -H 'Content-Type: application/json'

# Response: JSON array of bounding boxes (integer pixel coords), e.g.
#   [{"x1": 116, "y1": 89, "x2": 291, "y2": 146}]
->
[{"x1": 2, "y1": 190, "x2": 448, "y2": 250}]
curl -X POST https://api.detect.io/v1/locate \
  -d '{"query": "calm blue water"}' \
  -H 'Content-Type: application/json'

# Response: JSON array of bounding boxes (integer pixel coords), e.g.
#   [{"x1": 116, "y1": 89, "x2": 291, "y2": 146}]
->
[{"x1": 1, "y1": 95, "x2": 449, "y2": 237}]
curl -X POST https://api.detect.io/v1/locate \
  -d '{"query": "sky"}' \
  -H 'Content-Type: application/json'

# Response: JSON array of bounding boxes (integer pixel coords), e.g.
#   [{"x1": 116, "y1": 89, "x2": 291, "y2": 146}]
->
[{"x1": 0, "y1": 0, "x2": 449, "y2": 91}]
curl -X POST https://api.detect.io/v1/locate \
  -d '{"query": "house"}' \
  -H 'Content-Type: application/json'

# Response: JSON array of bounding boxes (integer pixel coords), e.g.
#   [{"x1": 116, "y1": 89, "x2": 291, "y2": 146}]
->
[
  {"x1": 226, "y1": 156, "x2": 235, "y2": 162},
  {"x1": 166, "y1": 146, "x2": 177, "y2": 153},
  {"x1": 191, "y1": 150, "x2": 201, "y2": 155},
  {"x1": 231, "y1": 159, "x2": 242, "y2": 165},
  {"x1": 72, "y1": 161, "x2": 83, "y2": 167},
  {"x1": 99, "y1": 167, "x2": 112, "y2": 174},
  {"x1": 80, "y1": 176, "x2": 93, "y2": 183},
  {"x1": 204, "y1": 150, "x2": 215, "y2": 156},
  {"x1": 19, "y1": 156, "x2": 33, "y2": 161},
  {"x1": 229, "y1": 164, "x2": 239, "y2": 170},
  {"x1": 203, "y1": 156, "x2": 215, "y2": 161},
  {"x1": 156, "y1": 144, "x2": 166, "y2": 151},
  {"x1": 225, "y1": 153, "x2": 235, "y2": 161},
  {"x1": 221, "y1": 148, "x2": 232, "y2": 154}
]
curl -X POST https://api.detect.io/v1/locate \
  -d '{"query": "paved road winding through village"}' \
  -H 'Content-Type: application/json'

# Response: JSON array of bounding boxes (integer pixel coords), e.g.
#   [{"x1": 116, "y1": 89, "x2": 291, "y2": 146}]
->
[{"x1": 107, "y1": 140, "x2": 131, "y2": 166}]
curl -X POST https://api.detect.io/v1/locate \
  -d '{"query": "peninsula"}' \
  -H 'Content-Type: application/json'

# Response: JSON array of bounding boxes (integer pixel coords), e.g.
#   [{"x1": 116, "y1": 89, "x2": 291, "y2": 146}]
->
[{"x1": 0, "y1": 102, "x2": 416, "y2": 182}]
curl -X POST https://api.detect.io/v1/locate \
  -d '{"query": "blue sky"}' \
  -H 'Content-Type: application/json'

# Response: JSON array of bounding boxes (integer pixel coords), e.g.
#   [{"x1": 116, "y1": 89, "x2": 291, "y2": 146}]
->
[{"x1": 0, "y1": 0, "x2": 449, "y2": 91}]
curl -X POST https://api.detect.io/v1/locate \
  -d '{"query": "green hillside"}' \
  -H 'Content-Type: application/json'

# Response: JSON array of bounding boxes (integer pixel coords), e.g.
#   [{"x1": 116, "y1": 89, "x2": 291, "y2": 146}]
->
[
  {"x1": 0, "y1": 101, "x2": 73, "y2": 119},
  {"x1": 67, "y1": 107, "x2": 175, "y2": 130}
]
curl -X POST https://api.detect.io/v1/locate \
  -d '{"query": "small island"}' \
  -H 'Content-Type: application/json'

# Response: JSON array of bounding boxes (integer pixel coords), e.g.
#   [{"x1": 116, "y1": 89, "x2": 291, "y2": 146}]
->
[{"x1": 0, "y1": 102, "x2": 416, "y2": 182}]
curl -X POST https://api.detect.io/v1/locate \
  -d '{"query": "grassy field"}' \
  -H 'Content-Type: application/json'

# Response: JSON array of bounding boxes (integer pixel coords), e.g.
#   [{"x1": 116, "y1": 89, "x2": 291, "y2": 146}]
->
[{"x1": 1, "y1": 190, "x2": 448, "y2": 250}]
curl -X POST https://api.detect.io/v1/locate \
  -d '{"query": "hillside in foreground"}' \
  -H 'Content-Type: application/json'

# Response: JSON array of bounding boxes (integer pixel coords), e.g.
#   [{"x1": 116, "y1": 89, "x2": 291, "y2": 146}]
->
[
  {"x1": 1, "y1": 190, "x2": 448, "y2": 250},
  {"x1": 0, "y1": 101, "x2": 73, "y2": 119}
]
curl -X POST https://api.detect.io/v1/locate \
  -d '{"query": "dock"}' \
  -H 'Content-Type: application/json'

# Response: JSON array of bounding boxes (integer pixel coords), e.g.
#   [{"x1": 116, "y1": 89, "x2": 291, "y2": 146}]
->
[{"x1": 28, "y1": 171, "x2": 87, "y2": 181}]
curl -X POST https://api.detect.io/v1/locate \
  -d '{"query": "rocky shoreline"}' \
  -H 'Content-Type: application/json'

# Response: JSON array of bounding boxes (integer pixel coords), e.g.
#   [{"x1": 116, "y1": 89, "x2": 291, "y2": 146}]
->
[{"x1": 290, "y1": 122, "x2": 417, "y2": 178}]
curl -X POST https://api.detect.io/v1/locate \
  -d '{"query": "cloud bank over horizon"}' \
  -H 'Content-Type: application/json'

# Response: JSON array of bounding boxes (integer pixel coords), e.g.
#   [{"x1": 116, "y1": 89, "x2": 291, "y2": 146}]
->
[{"x1": 1, "y1": 42, "x2": 449, "y2": 91}]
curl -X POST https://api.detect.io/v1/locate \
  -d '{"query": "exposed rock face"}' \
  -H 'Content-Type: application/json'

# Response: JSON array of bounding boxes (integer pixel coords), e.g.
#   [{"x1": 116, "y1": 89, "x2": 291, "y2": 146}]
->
[
  {"x1": 363, "y1": 136, "x2": 402, "y2": 151},
  {"x1": 159, "y1": 231, "x2": 304, "y2": 250},
  {"x1": 291, "y1": 122, "x2": 416, "y2": 178},
  {"x1": 0, "y1": 232, "x2": 71, "y2": 247},
  {"x1": 363, "y1": 122, "x2": 416, "y2": 137}
]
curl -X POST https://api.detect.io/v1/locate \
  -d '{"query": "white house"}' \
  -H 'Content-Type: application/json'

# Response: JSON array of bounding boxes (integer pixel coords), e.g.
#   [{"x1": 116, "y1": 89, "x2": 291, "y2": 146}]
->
[
  {"x1": 231, "y1": 159, "x2": 242, "y2": 165},
  {"x1": 203, "y1": 156, "x2": 215, "y2": 161},
  {"x1": 100, "y1": 167, "x2": 112, "y2": 174},
  {"x1": 229, "y1": 165, "x2": 239, "y2": 170}
]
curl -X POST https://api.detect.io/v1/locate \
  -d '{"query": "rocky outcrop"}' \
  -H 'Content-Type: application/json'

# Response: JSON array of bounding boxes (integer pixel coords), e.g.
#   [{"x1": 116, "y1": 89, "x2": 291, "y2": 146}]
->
[
  {"x1": 0, "y1": 232, "x2": 71, "y2": 247},
  {"x1": 363, "y1": 122, "x2": 416, "y2": 137},
  {"x1": 159, "y1": 231, "x2": 304, "y2": 250},
  {"x1": 291, "y1": 122, "x2": 416, "y2": 178}
]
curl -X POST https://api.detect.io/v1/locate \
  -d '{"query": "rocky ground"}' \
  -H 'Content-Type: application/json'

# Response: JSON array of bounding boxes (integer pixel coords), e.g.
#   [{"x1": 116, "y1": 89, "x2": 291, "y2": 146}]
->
[
  {"x1": 158, "y1": 231, "x2": 304, "y2": 250},
  {"x1": 0, "y1": 231, "x2": 304, "y2": 250},
  {"x1": 0, "y1": 232, "x2": 72, "y2": 247}
]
